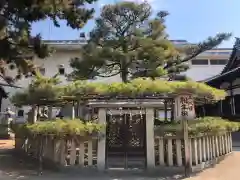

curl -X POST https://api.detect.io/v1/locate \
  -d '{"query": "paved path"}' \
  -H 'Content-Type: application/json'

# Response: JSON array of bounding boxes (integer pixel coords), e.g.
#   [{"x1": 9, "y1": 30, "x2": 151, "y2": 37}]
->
[
  {"x1": 184, "y1": 152, "x2": 240, "y2": 180},
  {"x1": 0, "y1": 138, "x2": 240, "y2": 180}
]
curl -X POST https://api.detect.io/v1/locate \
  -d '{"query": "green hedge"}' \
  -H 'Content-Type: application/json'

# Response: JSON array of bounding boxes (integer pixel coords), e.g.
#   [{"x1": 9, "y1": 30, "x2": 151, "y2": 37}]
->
[
  {"x1": 14, "y1": 117, "x2": 239, "y2": 138},
  {"x1": 155, "y1": 117, "x2": 240, "y2": 137},
  {"x1": 13, "y1": 119, "x2": 105, "y2": 138}
]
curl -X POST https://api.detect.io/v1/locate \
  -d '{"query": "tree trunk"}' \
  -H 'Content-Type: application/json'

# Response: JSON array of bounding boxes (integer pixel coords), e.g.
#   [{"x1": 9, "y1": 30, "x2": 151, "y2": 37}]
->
[
  {"x1": 121, "y1": 70, "x2": 128, "y2": 83},
  {"x1": 121, "y1": 42, "x2": 128, "y2": 83},
  {"x1": 120, "y1": 59, "x2": 128, "y2": 82},
  {"x1": 28, "y1": 105, "x2": 37, "y2": 124},
  {"x1": 151, "y1": 76, "x2": 155, "y2": 80}
]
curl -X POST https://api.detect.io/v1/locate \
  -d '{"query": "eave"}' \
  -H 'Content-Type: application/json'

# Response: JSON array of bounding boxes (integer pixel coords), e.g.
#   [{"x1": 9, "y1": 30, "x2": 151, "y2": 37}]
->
[{"x1": 203, "y1": 66, "x2": 240, "y2": 86}]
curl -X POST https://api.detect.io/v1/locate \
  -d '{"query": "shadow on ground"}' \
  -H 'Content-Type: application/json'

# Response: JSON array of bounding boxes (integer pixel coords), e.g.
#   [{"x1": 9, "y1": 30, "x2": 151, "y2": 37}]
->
[
  {"x1": 0, "y1": 149, "x2": 41, "y2": 179},
  {"x1": 0, "y1": 136, "x2": 235, "y2": 180},
  {"x1": 0, "y1": 148, "x2": 188, "y2": 180}
]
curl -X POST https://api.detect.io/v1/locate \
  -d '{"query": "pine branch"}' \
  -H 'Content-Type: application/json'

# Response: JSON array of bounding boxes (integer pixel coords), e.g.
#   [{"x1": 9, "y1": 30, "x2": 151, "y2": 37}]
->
[{"x1": 164, "y1": 33, "x2": 232, "y2": 70}]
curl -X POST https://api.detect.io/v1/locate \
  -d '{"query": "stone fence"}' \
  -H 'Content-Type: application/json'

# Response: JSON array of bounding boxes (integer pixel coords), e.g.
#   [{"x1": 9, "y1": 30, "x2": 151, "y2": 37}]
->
[
  {"x1": 154, "y1": 132, "x2": 232, "y2": 169},
  {"x1": 15, "y1": 132, "x2": 232, "y2": 171},
  {"x1": 15, "y1": 136, "x2": 98, "y2": 168}
]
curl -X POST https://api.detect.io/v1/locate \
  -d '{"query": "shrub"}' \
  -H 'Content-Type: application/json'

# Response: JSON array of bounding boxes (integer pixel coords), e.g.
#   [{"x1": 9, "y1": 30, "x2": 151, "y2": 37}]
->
[
  {"x1": 14, "y1": 119, "x2": 105, "y2": 138},
  {"x1": 155, "y1": 116, "x2": 240, "y2": 137}
]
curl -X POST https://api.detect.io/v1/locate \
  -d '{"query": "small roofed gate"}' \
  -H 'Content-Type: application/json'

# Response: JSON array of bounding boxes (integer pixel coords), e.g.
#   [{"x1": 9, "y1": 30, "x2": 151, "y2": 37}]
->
[{"x1": 106, "y1": 108, "x2": 146, "y2": 169}]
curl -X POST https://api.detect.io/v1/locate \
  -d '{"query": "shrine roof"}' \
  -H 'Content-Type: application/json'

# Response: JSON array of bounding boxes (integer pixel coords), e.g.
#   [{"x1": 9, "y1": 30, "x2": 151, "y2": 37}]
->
[{"x1": 203, "y1": 37, "x2": 240, "y2": 86}]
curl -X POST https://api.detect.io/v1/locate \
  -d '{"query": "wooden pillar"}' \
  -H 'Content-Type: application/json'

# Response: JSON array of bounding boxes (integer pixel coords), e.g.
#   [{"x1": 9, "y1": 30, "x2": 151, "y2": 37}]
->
[
  {"x1": 146, "y1": 108, "x2": 155, "y2": 169},
  {"x1": 97, "y1": 108, "x2": 106, "y2": 171},
  {"x1": 232, "y1": 96, "x2": 236, "y2": 115},
  {"x1": 230, "y1": 82, "x2": 235, "y2": 115},
  {"x1": 220, "y1": 101, "x2": 223, "y2": 115},
  {"x1": 164, "y1": 100, "x2": 167, "y2": 121}
]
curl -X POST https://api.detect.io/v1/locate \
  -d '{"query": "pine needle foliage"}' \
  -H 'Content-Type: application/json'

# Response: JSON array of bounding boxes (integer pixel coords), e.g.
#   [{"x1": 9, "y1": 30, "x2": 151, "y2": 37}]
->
[
  {"x1": 0, "y1": 0, "x2": 97, "y2": 84},
  {"x1": 14, "y1": 119, "x2": 105, "y2": 138},
  {"x1": 69, "y1": 1, "x2": 231, "y2": 82},
  {"x1": 156, "y1": 117, "x2": 240, "y2": 137},
  {"x1": 11, "y1": 75, "x2": 226, "y2": 106}
]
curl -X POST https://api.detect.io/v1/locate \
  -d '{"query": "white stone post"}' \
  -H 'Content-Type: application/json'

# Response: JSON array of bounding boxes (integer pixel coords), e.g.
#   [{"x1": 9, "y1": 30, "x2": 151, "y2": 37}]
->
[
  {"x1": 174, "y1": 96, "x2": 181, "y2": 121},
  {"x1": 71, "y1": 102, "x2": 75, "y2": 119},
  {"x1": 33, "y1": 105, "x2": 37, "y2": 123},
  {"x1": 175, "y1": 94, "x2": 195, "y2": 177},
  {"x1": 97, "y1": 108, "x2": 106, "y2": 171},
  {"x1": 84, "y1": 107, "x2": 90, "y2": 121},
  {"x1": 146, "y1": 108, "x2": 155, "y2": 169},
  {"x1": 48, "y1": 106, "x2": 53, "y2": 120}
]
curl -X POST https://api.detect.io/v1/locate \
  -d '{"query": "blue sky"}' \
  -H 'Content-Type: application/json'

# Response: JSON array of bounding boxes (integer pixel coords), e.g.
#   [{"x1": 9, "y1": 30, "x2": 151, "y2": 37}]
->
[{"x1": 31, "y1": 0, "x2": 239, "y2": 48}]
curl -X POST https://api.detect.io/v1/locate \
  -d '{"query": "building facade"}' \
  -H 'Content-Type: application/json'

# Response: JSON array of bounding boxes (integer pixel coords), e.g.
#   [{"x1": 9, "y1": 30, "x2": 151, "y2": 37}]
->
[
  {"x1": 0, "y1": 40, "x2": 232, "y2": 121},
  {"x1": 197, "y1": 38, "x2": 240, "y2": 119}
]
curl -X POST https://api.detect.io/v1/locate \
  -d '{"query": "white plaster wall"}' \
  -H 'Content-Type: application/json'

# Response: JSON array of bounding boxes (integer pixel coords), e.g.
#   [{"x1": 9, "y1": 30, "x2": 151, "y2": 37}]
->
[
  {"x1": 184, "y1": 65, "x2": 225, "y2": 81},
  {"x1": 0, "y1": 49, "x2": 123, "y2": 122},
  {"x1": 0, "y1": 49, "x2": 81, "y2": 121}
]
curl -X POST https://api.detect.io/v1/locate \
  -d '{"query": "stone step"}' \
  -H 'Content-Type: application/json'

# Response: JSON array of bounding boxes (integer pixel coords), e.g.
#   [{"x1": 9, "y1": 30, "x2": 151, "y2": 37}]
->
[{"x1": 106, "y1": 157, "x2": 146, "y2": 169}]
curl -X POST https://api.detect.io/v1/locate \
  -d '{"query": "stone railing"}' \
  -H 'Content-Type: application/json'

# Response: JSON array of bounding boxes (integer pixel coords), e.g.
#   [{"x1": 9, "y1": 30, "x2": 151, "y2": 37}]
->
[
  {"x1": 15, "y1": 132, "x2": 233, "y2": 171},
  {"x1": 154, "y1": 132, "x2": 232, "y2": 168},
  {"x1": 15, "y1": 136, "x2": 98, "y2": 168}
]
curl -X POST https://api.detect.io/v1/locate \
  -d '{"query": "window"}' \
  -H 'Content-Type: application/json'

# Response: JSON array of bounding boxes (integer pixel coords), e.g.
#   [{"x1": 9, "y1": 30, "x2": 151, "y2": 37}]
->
[
  {"x1": 191, "y1": 59, "x2": 209, "y2": 65},
  {"x1": 216, "y1": 52, "x2": 231, "y2": 55},
  {"x1": 58, "y1": 64, "x2": 65, "y2": 75},
  {"x1": 210, "y1": 59, "x2": 228, "y2": 65},
  {"x1": 17, "y1": 110, "x2": 24, "y2": 117}
]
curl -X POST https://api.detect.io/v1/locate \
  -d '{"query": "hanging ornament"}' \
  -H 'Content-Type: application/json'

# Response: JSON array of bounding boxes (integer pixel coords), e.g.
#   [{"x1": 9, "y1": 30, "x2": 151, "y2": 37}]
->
[
  {"x1": 119, "y1": 107, "x2": 123, "y2": 115},
  {"x1": 108, "y1": 109, "x2": 116, "y2": 123},
  {"x1": 139, "y1": 107, "x2": 143, "y2": 119},
  {"x1": 129, "y1": 108, "x2": 133, "y2": 128},
  {"x1": 119, "y1": 107, "x2": 123, "y2": 122},
  {"x1": 129, "y1": 108, "x2": 133, "y2": 122}
]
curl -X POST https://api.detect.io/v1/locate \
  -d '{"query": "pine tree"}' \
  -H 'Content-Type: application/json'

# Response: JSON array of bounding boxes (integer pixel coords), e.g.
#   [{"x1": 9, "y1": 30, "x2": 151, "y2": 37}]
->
[
  {"x1": 69, "y1": 1, "x2": 231, "y2": 82},
  {"x1": 0, "y1": 0, "x2": 97, "y2": 84}
]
